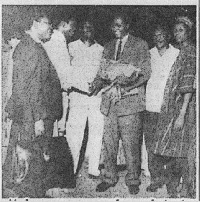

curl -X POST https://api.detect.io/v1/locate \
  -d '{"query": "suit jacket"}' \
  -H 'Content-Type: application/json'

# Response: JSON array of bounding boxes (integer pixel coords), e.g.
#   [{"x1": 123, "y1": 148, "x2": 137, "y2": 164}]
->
[
  {"x1": 5, "y1": 34, "x2": 63, "y2": 123},
  {"x1": 94, "y1": 34, "x2": 151, "y2": 116}
]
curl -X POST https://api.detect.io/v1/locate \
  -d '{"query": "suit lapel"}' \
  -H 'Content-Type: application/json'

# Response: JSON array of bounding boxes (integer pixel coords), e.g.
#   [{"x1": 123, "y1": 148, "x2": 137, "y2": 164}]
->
[{"x1": 121, "y1": 35, "x2": 133, "y2": 60}]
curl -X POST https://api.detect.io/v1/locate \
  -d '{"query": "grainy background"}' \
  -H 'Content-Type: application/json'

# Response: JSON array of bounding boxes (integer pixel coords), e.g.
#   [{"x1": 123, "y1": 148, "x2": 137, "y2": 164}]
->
[{"x1": 2, "y1": 5, "x2": 196, "y2": 47}]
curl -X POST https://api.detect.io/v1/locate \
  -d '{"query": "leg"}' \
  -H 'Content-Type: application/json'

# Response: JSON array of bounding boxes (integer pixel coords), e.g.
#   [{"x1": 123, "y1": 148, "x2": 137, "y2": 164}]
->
[
  {"x1": 165, "y1": 157, "x2": 182, "y2": 197},
  {"x1": 2, "y1": 122, "x2": 20, "y2": 185},
  {"x1": 119, "y1": 112, "x2": 143, "y2": 188},
  {"x1": 180, "y1": 157, "x2": 191, "y2": 198},
  {"x1": 43, "y1": 119, "x2": 54, "y2": 138},
  {"x1": 146, "y1": 154, "x2": 169, "y2": 192},
  {"x1": 58, "y1": 92, "x2": 68, "y2": 131},
  {"x1": 143, "y1": 111, "x2": 160, "y2": 183},
  {"x1": 66, "y1": 105, "x2": 88, "y2": 174},
  {"x1": 187, "y1": 124, "x2": 196, "y2": 198},
  {"x1": 97, "y1": 105, "x2": 119, "y2": 188},
  {"x1": 87, "y1": 97, "x2": 104, "y2": 176},
  {"x1": 141, "y1": 134, "x2": 150, "y2": 176}
]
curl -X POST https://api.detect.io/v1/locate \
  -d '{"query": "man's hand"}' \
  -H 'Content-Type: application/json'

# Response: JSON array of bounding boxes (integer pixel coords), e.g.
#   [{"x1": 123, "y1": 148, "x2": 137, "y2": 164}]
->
[
  {"x1": 35, "y1": 119, "x2": 45, "y2": 136},
  {"x1": 113, "y1": 74, "x2": 127, "y2": 85}
]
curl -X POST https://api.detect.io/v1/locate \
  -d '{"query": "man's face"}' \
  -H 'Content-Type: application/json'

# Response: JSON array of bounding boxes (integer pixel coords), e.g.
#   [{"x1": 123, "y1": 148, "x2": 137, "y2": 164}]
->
[
  {"x1": 37, "y1": 17, "x2": 52, "y2": 41},
  {"x1": 153, "y1": 28, "x2": 169, "y2": 50},
  {"x1": 111, "y1": 17, "x2": 129, "y2": 39},
  {"x1": 63, "y1": 21, "x2": 76, "y2": 39},
  {"x1": 82, "y1": 21, "x2": 94, "y2": 40}
]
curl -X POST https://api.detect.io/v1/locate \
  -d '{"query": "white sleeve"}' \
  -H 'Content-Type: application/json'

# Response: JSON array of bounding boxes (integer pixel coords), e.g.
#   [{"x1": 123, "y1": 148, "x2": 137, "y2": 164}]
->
[{"x1": 44, "y1": 38, "x2": 71, "y2": 89}]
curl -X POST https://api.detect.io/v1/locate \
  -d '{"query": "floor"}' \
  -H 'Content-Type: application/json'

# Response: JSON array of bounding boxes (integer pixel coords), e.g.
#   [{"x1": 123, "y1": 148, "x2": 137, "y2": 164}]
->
[{"x1": 46, "y1": 158, "x2": 170, "y2": 199}]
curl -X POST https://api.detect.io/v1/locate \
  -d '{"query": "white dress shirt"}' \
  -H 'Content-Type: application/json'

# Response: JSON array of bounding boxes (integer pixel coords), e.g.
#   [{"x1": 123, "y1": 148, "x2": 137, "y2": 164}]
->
[
  {"x1": 43, "y1": 30, "x2": 72, "y2": 90},
  {"x1": 146, "y1": 44, "x2": 179, "y2": 112}
]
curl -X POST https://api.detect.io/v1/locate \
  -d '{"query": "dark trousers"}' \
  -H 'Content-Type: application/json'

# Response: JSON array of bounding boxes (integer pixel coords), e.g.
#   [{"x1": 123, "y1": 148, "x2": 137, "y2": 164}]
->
[
  {"x1": 101, "y1": 106, "x2": 143, "y2": 186},
  {"x1": 143, "y1": 110, "x2": 160, "y2": 181},
  {"x1": 2, "y1": 118, "x2": 54, "y2": 186}
]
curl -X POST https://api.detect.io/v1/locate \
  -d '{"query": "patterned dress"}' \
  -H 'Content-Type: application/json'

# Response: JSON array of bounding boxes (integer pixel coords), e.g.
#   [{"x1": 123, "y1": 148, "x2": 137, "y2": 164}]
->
[{"x1": 154, "y1": 44, "x2": 196, "y2": 158}]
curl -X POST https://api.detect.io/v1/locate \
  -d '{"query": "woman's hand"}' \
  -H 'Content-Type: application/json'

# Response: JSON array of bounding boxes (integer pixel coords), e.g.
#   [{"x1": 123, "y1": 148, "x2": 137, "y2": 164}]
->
[{"x1": 174, "y1": 114, "x2": 185, "y2": 131}]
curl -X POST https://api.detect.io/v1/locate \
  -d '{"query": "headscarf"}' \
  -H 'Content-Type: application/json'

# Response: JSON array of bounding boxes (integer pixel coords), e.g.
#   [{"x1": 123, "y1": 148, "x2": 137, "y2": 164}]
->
[{"x1": 176, "y1": 16, "x2": 193, "y2": 30}]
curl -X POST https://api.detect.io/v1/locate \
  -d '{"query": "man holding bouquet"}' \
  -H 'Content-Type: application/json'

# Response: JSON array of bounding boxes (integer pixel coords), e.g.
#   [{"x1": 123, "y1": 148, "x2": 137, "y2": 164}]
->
[{"x1": 91, "y1": 13, "x2": 151, "y2": 195}]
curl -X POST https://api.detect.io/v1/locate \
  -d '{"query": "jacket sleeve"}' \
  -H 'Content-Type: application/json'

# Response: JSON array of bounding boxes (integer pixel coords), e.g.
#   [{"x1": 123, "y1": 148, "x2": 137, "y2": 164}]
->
[
  {"x1": 28, "y1": 51, "x2": 48, "y2": 122},
  {"x1": 177, "y1": 50, "x2": 196, "y2": 94},
  {"x1": 116, "y1": 40, "x2": 151, "y2": 89}
]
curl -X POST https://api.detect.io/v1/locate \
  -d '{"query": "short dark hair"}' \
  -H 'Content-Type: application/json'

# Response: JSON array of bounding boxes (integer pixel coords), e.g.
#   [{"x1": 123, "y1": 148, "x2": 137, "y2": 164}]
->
[
  {"x1": 34, "y1": 13, "x2": 50, "y2": 23},
  {"x1": 57, "y1": 17, "x2": 77, "y2": 28},
  {"x1": 153, "y1": 22, "x2": 171, "y2": 38},
  {"x1": 79, "y1": 19, "x2": 95, "y2": 30},
  {"x1": 112, "y1": 12, "x2": 130, "y2": 26}
]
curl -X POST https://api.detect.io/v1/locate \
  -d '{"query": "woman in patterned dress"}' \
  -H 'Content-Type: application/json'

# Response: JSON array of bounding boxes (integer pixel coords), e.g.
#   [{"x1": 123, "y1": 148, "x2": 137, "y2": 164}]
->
[{"x1": 153, "y1": 16, "x2": 196, "y2": 198}]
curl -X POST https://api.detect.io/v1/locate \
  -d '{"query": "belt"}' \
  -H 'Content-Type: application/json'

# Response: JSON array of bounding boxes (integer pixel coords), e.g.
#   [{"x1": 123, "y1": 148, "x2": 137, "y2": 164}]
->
[{"x1": 62, "y1": 87, "x2": 92, "y2": 96}]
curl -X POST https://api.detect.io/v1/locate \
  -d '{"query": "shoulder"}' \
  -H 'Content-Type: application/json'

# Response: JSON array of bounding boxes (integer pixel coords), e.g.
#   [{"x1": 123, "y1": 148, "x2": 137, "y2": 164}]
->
[
  {"x1": 103, "y1": 39, "x2": 116, "y2": 50},
  {"x1": 181, "y1": 44, "x2": 196, "y2": 59},
  {"x1": 68, "y1": 39, "x2": 81, "y2": 48},
  {"x1": 186, "y1": 45, "x2": 196, "y2": 56},
  {"x1": 150, "y1": 46, "x2": 157, "y2": 55},
  {"x1": 169, "y1": 44, "x2": 180, "y2": 53},
  {"x1": 13, "y1": 35, "x2": 38, "y2": 59},
  {"x1": 94, "y1": 42, "x2": 104, "y2": 52},
  {"x1": 128, "y1": 35, "x2": 149, "y2": 50}
]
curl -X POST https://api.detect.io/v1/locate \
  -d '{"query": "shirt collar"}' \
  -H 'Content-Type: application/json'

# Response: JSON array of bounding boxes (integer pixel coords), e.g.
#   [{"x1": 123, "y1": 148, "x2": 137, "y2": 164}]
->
[
  {"x1": 154, "y1": 44, "x2": 172, "y2": 56},
  {"x1": 79, "y1": 39, "x2": 97, "y2": 47},
  {"x1": 117, "y1": 34, "x2": 129, "y2": 43}
]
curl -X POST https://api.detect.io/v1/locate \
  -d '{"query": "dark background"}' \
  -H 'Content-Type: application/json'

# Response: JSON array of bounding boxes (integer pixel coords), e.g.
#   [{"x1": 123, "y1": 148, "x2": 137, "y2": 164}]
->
[{"x1": 2, "y1": 5, "x2": 196, "y2": 48}]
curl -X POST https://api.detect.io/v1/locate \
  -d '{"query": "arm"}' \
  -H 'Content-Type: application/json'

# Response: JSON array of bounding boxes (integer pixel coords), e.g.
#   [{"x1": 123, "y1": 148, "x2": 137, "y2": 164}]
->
[
  {"x1": 174, "y1": 93, "x2": 192, "y2": 130},
  {"x1": 28, "y1": 50, "x2": 48, "y2": 122},
  {"x1": 114, "y1": 40, "x2": 151, "y2": 89},
  {"x1": 179, "y1": 93, "x2": 192, "y2": 117},
  {"x1": 44, "y1": 38, "x2": 71, "y2": 90},
  {"x1": 90, "y1": 47, "x2": 112, "y2": 95},
  {"x1": 174, "y1": 49, "x2": 196, "y2": 130}
]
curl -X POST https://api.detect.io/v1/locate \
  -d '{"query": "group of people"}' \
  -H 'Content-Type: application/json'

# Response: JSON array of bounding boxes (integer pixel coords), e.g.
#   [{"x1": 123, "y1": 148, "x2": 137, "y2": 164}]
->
[{"x1": 2, "y1": 11, "x2": 196, "y2": 199}]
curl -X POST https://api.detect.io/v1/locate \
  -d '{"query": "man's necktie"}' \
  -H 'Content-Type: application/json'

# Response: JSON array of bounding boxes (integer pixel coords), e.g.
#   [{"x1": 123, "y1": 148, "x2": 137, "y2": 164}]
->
[{"x1": 116, "y1": 39, "x2": 122, "y2": 61}]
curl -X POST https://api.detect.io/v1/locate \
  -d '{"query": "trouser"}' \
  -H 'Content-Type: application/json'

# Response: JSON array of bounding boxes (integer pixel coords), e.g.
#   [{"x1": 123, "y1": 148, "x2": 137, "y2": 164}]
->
[
  {"x1": 101, "y1": 107, "x2": 143, "y2": 186},
  {"x1": 2, "y1": 119, "x2": 54, "y2": 185},
  {"x1": 66, "y1": 93, "x2": 104, "y2": 175},
  {"x1": 57, "y1": 92, "x2": 69, "y2": 131},
  {"x1": 143, "y1": 110, "x2": 160, "y2": 182},
  {"x1": 166, "y1": 157, "x2": 189, "y2": 195}
]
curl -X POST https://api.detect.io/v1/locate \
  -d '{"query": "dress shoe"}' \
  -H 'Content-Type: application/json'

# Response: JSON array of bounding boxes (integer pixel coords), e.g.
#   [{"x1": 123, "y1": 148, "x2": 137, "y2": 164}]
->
[
  {"x1": 128, "y1": 184, "x2": 140, "y2": 195},
  {"x1": 146, "y1": 182, "x2": 163, "y2": 192},
  {"x1": 88, "y1": 174, "x2": 99, "y2": 180},
  {"x1": 96, "y1": 182, "x2": 117, "y2": 192}
]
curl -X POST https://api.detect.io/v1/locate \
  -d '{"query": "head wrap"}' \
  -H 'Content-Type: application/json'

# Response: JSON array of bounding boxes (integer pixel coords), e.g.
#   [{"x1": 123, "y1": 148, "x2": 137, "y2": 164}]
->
[{"x1": 176, "y1": 16, "x2": 193, "y2": 29}]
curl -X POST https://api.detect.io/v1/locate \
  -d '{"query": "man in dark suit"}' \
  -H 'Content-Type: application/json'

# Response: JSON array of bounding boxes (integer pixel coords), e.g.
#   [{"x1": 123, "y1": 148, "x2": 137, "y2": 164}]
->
[
  {"x1": 3, "y1": 14, "x2": 63, "y2": 190},
  {"x1": 91, "y1": 13, "x2": 151, "y2": 194}
]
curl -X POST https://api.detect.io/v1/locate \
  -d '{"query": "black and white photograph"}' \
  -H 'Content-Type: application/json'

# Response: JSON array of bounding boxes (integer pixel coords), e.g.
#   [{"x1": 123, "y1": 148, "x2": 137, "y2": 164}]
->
[{"x1": 1, "y1": 0, "x2": 199, "y2": 200}]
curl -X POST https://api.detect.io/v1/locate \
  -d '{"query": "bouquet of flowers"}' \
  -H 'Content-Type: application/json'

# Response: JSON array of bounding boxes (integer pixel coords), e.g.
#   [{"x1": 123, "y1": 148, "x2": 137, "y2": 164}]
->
[{"x1": 99, "y1": 59, "x2": 141, "y2": 103}]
